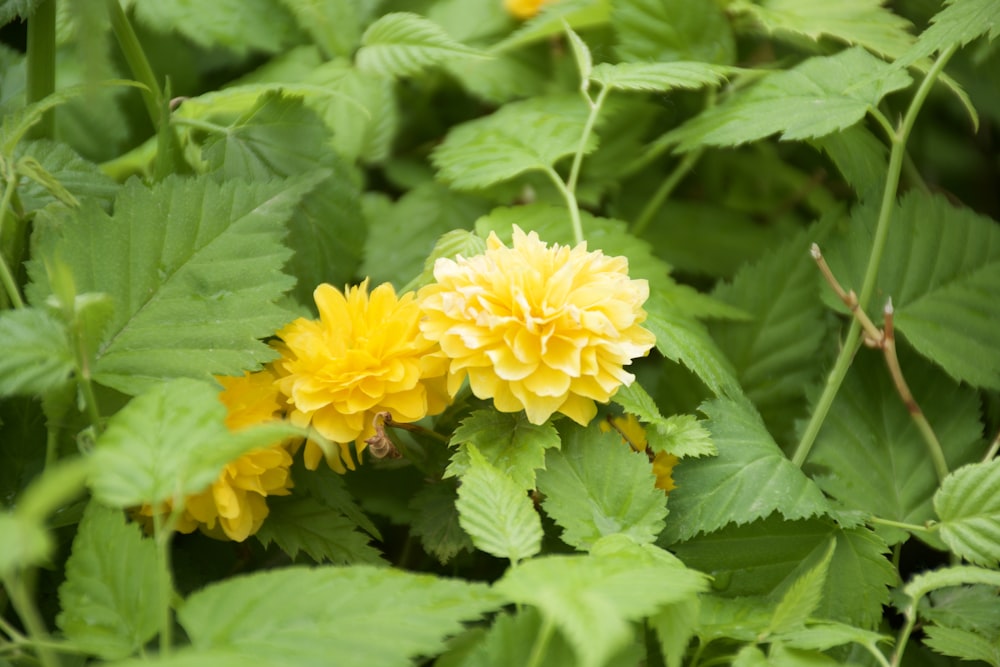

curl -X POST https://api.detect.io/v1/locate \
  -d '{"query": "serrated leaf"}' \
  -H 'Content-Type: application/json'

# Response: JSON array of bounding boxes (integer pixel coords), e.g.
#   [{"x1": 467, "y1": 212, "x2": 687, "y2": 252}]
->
[
  {"x1": 731, "y1": 0, "x2": 915, "y2": 59},
  {"x1": 710, "y1": 231, "x2": 828, "y2": 441},
  {"x1": 356, "y1": 12, "x2": 488, "y2": 79},
  {"x1": 825, "y1": 192, "x2": 1000, "y2": 389},
  {"x1": 612, "y1": 383, "x2": 715, "y2": 458},
  {"x1": 28, "y1": 175, "x2": 316, "y2": 395},
  {"x1": 935, "y1": 459, "x2": 1000, "y2": 567},
  {"x1": 254, "y1": 495, "x2": 383, "y2": 565},
  {"x1": 809, "y1": 125, "x2": 888, "y2": 203},
  {"x1": 650, "y1": 598, "x2": 700, "y2": 667},
  {"x1": 923, "y1": 625, "x2": 1000, "y2": 666},
  {"x1": 768, "y1": 540, "x2": 835, "y2": 634},
  {"x1": 0, "y1": 0, "x2": 43, "y2": 23},
  {"x1": 807, "y1": 348, "x2": 982, "y2": 544},
  {"x1": 496, "y1": 536, "x2": 708, "y2": 667},
  {"x1": 402, "y1": 228, "x2": 489, "y2": 292},
  {"x1": 15, "y1": 139, "x2": 118, "y2": 213},
  {"x1": 644, "y1": 293, "x2": 742, "y2": 398},
  {"x1": 897, "y1": 0, "x2": 1000, "y2": 69},
  {"x1": 432, "y1": 96, "x2": 593, "y2": 190},
  {"x1": 279, "y1": 0, "x2": 361, "y2": 58},
  {"x1": 447, "y1": 410, "x2": 560, "y2": 489},
  {"x1": 612, "y1": 0, "x2": 736, "y2": 64},
  {"x1": 777, "y1": 622, "x2": 890, "y2": 653},
  {"x1": 455, "y1": 445, "x2": 543, "y2": 564},
  {"x1": 0, "y1": 307, "x2": 74, "y2": 396},
  {"x1": 178, "y1": 565, "x2": 502, "y2": 667},
  {"x1": 89, "y1": 378, "x2": 300, "y2": 508},
  {"x1": 590, "y1": 61, "x2": 731, "y2": 93},
  {"x1": 666, "y1": 47, "x2": 911, "y2": 151},
  {"x1": 290, "y1": 458, "x2": 380, "y2": 540},
  {"x1": 409, "y1": 480, "x2": 473, "y2": 565},
  {"x1": 537, "y1": 421, "x2": 667, "y2": 550},
  {"x1": 904, "y1": 566, "x2": 1000, "y2": 609},
  {"x1": 563, "y1": 21, "x2": 593, "y2": 86},
  {"x1": 56, "y1": 501, "x2": 161, "y2": 659},
  {"x1": 662, "y1": 399, "x2": 828, "y2": 543},
  {"x1": 922, "y1": 585, "x2": 1000, "y2": 636}
]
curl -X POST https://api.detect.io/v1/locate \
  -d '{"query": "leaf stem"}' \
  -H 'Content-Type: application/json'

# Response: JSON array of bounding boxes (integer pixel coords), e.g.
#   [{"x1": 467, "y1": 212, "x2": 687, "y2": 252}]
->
[
  {"x1": 868, "y1": 516, "x2": 932, "y2": 534},
  {"x1": 632, "y1": 147, "x2": 703, "y2": 237},
  {"x1": 525, "y1": 615, "x2": 555, "y2": 667},
  {"x1": 106, "y1": 0, "x2": 163, "y2": 129},
  {"x1": 790, "y1": 45, "x2": 957, "y2": 468},
  {"x1": 152, "y1": 511, "x2": 175, "y2": 656},
  {"x1": 983, "y1": 428, "x2": 1000, "y2": 462},
  {"x1": 2, "y1": 574, "x2": 60, "y2": 667},
  {"x1": 0, "y1": 172, "x2": 25, "y2": 309},
  {"x1": 567, "y1": 85, "x2": 608, "y2": 196},
  {"x1": 545, "y1": 167, "x2": 585, "y2": 246},
  {"x1": 25, "y1": 0, "x2": 57, "y2": 139}
]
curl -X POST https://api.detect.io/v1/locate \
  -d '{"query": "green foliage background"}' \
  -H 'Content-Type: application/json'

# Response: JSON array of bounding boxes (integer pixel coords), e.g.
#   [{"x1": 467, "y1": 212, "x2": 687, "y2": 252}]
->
[{"x1": 2, "y1": 0, "x2": 1000, "y2": 666}]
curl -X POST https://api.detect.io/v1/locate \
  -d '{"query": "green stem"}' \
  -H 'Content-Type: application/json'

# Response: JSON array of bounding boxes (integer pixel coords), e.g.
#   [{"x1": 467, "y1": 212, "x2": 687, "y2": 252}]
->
[
  {"x1": 790, "y1": 45, "x2": 957, "y2": 468},
  {"x1": 106, "y1": 0, "x2": 163, "y2": 129},
  {"x1": 983, "y1": 428, "x2": 1000, "y2": 462},
  {"x1": 632, "y1": 147, "x2": 703, "y2": 237},
  {"x1": 26, "y1": 0, "x2": 57, "y2": 139},
  {"x1": 524, "y1": 615, "x2": 555, "y2": 667},
  {"x1": 0, "y1": 173, "x2": 25, "y2": 309},
  {"x1": 546, "y1": 167, "x2": 585, "y2": 246},
  {"x1": 152, "y1": 511, "x2": 175, "y2": 656},
  {"x1": 869, "y1": 516, "x2": 932, "y2": 533},
  {"x1": 567, "y1": 85, "x2": 608, "y2": 196},
  {"x1": 2, "y1": 574, "x2": 60, "y2": 667},
  {"x1": 890, "y1": 606, "x2": 918, "y2": 667}
]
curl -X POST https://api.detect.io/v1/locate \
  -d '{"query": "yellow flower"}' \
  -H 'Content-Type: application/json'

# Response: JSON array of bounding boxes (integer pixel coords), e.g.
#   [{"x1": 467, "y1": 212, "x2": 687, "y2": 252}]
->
[
  {"x1": 138, "y1": 370, "x2": 294, "y2": 542},
  {"x1": 274, "y1": 280, "x2": 450, "y2": 472},
  {"x1": 504, "y1": 0, "x2": 553, "y2": 20},
  {"x1": 418, "y1": 226, "x2": 656, "y2": 426},
  {"x1": 601, "y1": 414, "x2": 678, "y2": 494}
]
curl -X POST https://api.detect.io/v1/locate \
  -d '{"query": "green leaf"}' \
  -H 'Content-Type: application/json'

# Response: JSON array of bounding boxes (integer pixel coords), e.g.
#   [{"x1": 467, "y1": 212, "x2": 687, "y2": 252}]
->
[
  {"x1": 564, "y1": 22, "x2": 593, "y2": 86},
  {"x1": 921, "y1": 585, "x2": 1000, "y2": 637},
  {"x1": 0, "y1": 512, "x2": 50, "y2": 577},
  {"x1": 254, "y1": 495, "x2": 383, "y2": 565},
  {"x1": 826, "y1": 192, "x2": 1000, "y2": 389},
  {"x1": 666, "y1": 47, "x2": 912, "y2": 151},
  {"x1": 89, "y1": 378, "x2": 299, "y2": 508},
  {"x1": 178, "y1": 565, "x2": 502, "y2": 667},
  {"x1": 768, "y1": 540, "x2": 835, "y2": 634},
  {"x1": 612, "y1": 383, "x2": 716, "y2": 458},
  {"x1": 537, "y1": 421, "x2": 667, "y2": 550},
  {"x1": 356, "y1": 12, "x2": 488, "y2": 79},
  {"x1": 806, "y1": 348, "x2": 983, "y2": 544},
  {"x1": 904, "y1": 566, "x2": 1000, "y2": 608},
  {"x1": 0, "y1": 308, "x2": 73, "y2": 397},
  {"x1": 0, "y1": 0, "x2": 43, "y2": 23},
  {"x1": 662, "y1": 399, "x2": 828, "y2": 543},
  {"x1": 28, "y1": 175, "x2": 316, "y2": 395},
  {"x1": 710, "y1": 231, "x2": 828, "y2": 441},
  {"x1": 15, "y1": 139, "x2": 119, "y2": 213},
  {"x1": 650, "y1": 599, "x2": 700, "y2": 667},
  {"x1": 290, "y1": 459, "x2": 381, "y2": 540},
  {"x1": 56, "y1": 501, "x2": 161, "y2": 659},
  {"x1": 777, "y1": 622, "x2": 890, "y2": 653},
  {"x1": 590, "y1": 61, "x2": 731, "y2": 93},
  {"x1": 923, "y1": 625, "x2": 1000, "y2": 666},
  {"x1": 496, "y1": 535, "x2": 708, "y2": 667},
  {"x1": 409, "y1": 480, "x2": 473, "y2": 564},
  {"x1": 612, "y1": 0, "x2": 736, "y2": 64},
  {"x1": 455, "y1": 445, "x2": 543, "y2": 564},
  {"x1": 432, "y1": 95, "x2": 592, "y2": 190},
  {"x1": 897, "y1": 0, "x2": 1000, "y2": 68},
  {"x1": 935, "y1": 459, "x2": 1000, "y2": 567},
  {"x1": 447, "y1": 410, "x2": 560, "y2": 489},
  {"x1": 402, "y1": 227, "x2": 489, "y2": 292},
  {"x1": 459, "y1": 608, "x2": 582, "y2": 667},
  {"x1": 809, "y1": 125, "x2": 888, "y2": 203},
  {"x1": 644, "y1": 293, "x2": 742, "y2": 398},
  {"x1": 492, "y1": 0, "x2": 612, "y2": 53},
  {"x1": 127, "y1": 0, "x2": 299, "y2": 54},
  {"x1": 278, "y1": 0, "x2": 361, "y2": 58},
  {"x1": 730, "y1": 0, "x2": 915, "y2": 59}
]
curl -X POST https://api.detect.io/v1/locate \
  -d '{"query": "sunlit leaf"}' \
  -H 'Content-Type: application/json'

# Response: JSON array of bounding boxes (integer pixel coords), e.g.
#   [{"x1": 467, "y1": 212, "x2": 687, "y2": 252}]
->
[
  {"x1": 935, "y1": 459, "x2": 1000, "y2": 567},
  {"x1": 0, "y1": 308, "x2": 73, "y2": 397},
  {"x1": 447, "y1": 410, "x2": 560, "y2": 489}
]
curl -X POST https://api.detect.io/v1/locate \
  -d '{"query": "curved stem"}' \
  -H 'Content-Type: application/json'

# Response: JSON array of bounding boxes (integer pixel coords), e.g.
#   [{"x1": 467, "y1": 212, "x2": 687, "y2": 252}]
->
[
  {"x1": 524, "y1": 615, "x2": 555, "y2": 667},
  {"x1": 546, "y1": 167, "x2": 585, "y2": 246},
  {"x1": 567, "y1": 85, "x2": 608, "y2": 196},
  {"x1": 790, "y1": 45, "x2": 958, "y2": 468},
  {"x1": 868, "y1": 516, "x2": 932, "y2": 533},
  {"x1": 632, "y1": 147, "x2": 703, "y2": 237},
  {"x1": 2, "y1": 574, "x2": 60, "y2": 667},
  {"x1": 106, "y1": 0, "x2": 162, "y2": 129},
  {"x1": 0, "y1": 173, "x2": 25, "y2": 309}
]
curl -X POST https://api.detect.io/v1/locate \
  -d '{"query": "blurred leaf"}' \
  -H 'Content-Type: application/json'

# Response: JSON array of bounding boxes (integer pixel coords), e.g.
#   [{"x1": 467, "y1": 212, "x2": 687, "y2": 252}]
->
[
  {"x1": 897, "y1": 0, "x2": 1000, "y2": 68},
  {"x1": 666, "y1": 47, "x2": 911, "y2": 151},
  {"x1": 590, "y1": 61, "x2": 731, "y2": 92},
  {"x1": 662, "y1": 399, "x2": 828, "y2": 543},
  {"x1": 537, "y1": 421, "x2": 667, "y2": 550},
  {"x1": 492, "y1": 0, "x2": 611, "y2": 53},
  {"x1": 923, "y1": 625, "x2": 1000, "y2": 666},
  {"x1": 807, "y1": 348, "x2": 983, "y2": 544},
  {"x1": 279, "y1": 0, "x2": 361, "y2": 58},
  {"x1": 455, "y1": 445, "x2": 543, "y2": 564},
  {"x1": 921, "y1": 585, "x2": 1000, "y2": 637},
  {"x1": 356, "y1": 12, "x2": 488, "y2": 79},
  {"x1": 409, "y1": 480, "x2": 473, "y2": 564},
  {"x1": 564, "y1": 22, "x2": 593, "y2": 85},
  {"x1": 612, "y1": 0, "x2": 736, "y2": 64},
  {"x1": 0, "y1": 512, "x2": 50, "y2": 577},
  {"x1": 0, "y1": 308, "x2": 73, "y2": 397},
  {"x1": 89, "y1": 378, "x2": 299, "y2": 508},
  {"x1": 0, "y1": 0, "x2": 43, "y2": 23},
  {"x1": 935, "y1": 459, "x2": 1000, "y2": 567},
  {"x1": 57, "y1": 501, "x2": 161, "y2": 659},
  {"x1": 496, "y1": 535, "x2": 708, "y2": 667},
  {"x1": 28, "y1": 175, "x2": 316, "y2": 395},
  {"x1": 447, "y1": 410, "x2": 560, "y2": 489},
  {"x1": 650, "y1": 598, "x2": 700, "y2": 667},
  {"x1": 432, "y1": 95, "x2": 592, "y2": 190},
  {"x1": 178, "y1": 565, "x2": 502, "y2": 667},
  {"x1": 777, "y1": 622, "x2": 890, "y2": 653},
  {"x1": 255, "y1": 495, "x2": 384, "y2": 565}
]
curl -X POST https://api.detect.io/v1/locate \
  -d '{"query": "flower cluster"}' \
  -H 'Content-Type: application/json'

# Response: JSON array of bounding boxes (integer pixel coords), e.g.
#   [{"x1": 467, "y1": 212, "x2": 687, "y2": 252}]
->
[
  {"x1": 418, "y1": 226, "x2": 656, "y2": 426},
  {"x1": 601, "y1": 414, "x2": 678, "y2": 493}
]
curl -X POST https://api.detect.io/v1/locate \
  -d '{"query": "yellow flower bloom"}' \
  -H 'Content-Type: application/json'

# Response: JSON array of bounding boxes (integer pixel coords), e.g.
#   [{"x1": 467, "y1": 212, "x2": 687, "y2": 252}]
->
[
  {"x1": 504, "y1": 0, "x2": 553, "y2": 20},
  {"x1": 138, "y1": 370, "x2": 294, "y2": 542},
  {"x1": 419, "y1": 226, "x2": 656, "y2": 426},
  {"x1": 275, "y1": 280, "x2": 450, "y2": 472},
  {"x1": 601, "y1": 414, "x2": 678, "y2": 494}
]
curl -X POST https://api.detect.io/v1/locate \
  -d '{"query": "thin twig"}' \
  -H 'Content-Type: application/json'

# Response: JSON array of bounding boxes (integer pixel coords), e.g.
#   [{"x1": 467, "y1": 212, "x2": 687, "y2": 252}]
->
[{"x1": 983, "y1": 428, "x2": 1000, "y2": 462}]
